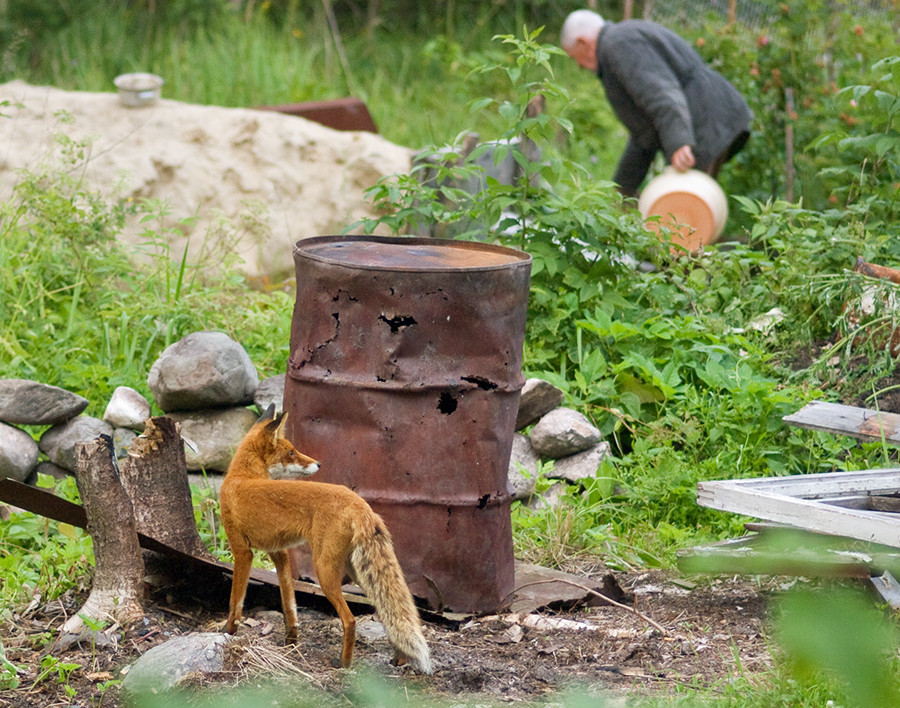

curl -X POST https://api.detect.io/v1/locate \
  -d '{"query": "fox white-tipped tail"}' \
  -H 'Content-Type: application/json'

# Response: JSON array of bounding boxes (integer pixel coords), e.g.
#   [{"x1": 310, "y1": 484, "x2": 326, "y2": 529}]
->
[{"x1": 350, "y1": 519, "x2": 432, "y2": 674}]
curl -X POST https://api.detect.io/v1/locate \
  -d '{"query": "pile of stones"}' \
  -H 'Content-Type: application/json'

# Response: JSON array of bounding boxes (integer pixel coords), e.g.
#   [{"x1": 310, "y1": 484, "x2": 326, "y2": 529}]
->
[{"x1": 0, "y1": 331, "x2": 609, "y2": 507}]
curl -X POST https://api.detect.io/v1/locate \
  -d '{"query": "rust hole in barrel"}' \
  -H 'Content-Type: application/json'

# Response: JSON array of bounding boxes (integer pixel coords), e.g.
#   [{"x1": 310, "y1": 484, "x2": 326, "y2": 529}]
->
[
  {"x1": 437, "y1": 392, "x2": 458, "y2": 415},
  {"x1": 477, "y1": 494, "x2": 491, "y2": 509},
  {"x1": 378, "y1": 314, "x2": 417, "y2": 333},
  {"x1": 462, "y1": 375, "x2": 498, "y2": 390}
]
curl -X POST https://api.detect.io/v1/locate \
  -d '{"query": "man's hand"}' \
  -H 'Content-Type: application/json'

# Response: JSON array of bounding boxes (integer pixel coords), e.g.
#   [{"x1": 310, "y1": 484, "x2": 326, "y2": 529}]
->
[{"x1": 671, "y1": 145, "x2": 696, "y2": 172}]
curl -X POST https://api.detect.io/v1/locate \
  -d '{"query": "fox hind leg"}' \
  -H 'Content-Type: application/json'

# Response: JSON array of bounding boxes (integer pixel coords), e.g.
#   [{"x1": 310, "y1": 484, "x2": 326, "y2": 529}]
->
[
  {"x1": 314, "y1": 552, "x2": 357, "y2": 668},
  {"x1": 390, "y1": 651, "x2": 409, "y2": 668}
]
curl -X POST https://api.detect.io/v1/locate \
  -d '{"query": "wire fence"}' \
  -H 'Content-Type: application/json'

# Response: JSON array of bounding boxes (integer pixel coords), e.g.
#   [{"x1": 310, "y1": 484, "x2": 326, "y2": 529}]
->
[{"x1": 620, "y1": 0, "x2": 897, "y2": 30}]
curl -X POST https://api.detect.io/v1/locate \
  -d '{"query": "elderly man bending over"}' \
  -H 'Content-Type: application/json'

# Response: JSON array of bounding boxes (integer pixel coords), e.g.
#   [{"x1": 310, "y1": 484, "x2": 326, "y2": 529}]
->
[{"x1": 561, "y1": 9, "x2": 752, "y2": 197}]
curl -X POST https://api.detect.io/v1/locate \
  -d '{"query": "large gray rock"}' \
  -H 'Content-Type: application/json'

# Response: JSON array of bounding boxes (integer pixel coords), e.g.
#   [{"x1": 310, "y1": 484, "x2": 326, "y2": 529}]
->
[
  {"x1": 30, "y1": 460, "x2": 70, "y2": 485},
  {"x1": 113, "y1": 427, "x2": 138, "y2": 459},
  {"x1": 0, "y1": 422, "x2": 39, "y2": 482},
  {"x1": 549, "y1": 442, "x2": 612, "y2": 485},
  {"x1": 38, "y1": 417, "x2": 114, "y2": 472},
  {"x1": 528, "y1": 481, "x2": 568, "y2": 511},
  {"x1": 103, "y1": 386, "x2": 151, "y2": 430},
  {"x1": 122, "y1": 633, "x2": 231, "y2": 700},
  {"x1": 147, "y1": 332, "x2": 259, "y2": 413},
  {"x1": 515, "y1": 378, "x2": 564, "y2": 430},
  {"x1": 507, "y1": 433, "x2": 539, "y2": 501},
  {"x1": 0, "y1": 379, "x2": 88, "y2": 425},
  {"x1": 529, "y1": 407, "x2": 601, "y2": 459},
  {"x1": 254, "y1": 373, "x2": 285, "y2": 415},
  {"x1": 166, "y1": 407, "x2": 258, "y2": 471}
]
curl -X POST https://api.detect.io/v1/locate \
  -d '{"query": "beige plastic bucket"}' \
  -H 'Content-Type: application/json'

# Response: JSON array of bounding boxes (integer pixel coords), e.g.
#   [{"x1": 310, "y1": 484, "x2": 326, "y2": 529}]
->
[{"x1": 638, "y1": 167, "x2": 728, "y2": 252}]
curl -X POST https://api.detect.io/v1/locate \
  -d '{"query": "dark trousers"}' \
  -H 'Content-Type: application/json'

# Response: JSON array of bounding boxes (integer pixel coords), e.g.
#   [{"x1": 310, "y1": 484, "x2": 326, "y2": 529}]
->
[{"x1": 708, "y1": 130, "x2": 750, "y2": 179}]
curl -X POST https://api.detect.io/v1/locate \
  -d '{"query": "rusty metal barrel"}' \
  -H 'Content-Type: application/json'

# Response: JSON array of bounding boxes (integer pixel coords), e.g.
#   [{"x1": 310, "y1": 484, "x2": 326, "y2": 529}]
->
[{"x1": 284, "y1": 235, "x2": 531, "y2": 614}]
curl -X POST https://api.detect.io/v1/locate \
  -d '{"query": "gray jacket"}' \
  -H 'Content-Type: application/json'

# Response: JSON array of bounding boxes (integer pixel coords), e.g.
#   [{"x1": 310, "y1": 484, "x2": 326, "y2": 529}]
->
[{"x1": 594, "y1": 20, "x2": 752, "y2": 195}]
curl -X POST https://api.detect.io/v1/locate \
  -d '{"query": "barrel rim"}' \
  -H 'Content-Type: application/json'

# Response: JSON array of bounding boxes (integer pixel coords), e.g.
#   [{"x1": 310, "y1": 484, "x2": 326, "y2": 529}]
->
[{"x1": 293, "y1": 235, "x2": 532, "y2": 272}]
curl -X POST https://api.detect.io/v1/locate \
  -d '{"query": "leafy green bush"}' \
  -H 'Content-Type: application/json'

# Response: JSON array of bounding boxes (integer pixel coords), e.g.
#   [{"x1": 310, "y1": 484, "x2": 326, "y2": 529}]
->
[
  {"x1": 0, "y1": 142, "x2": 295, "y2": 415},
  {"x1": 0, "y1": 476, "x2": 92, "y2": 611},
  {"x1": 689, "y1": 5, "x2": 896, "y2": 210}
]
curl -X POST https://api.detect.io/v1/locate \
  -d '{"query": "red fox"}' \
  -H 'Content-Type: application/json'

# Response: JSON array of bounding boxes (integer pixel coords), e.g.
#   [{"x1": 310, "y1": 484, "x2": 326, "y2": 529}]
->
[{"x1": 219, "y1": 406, "x2": 432, "y2": 674}]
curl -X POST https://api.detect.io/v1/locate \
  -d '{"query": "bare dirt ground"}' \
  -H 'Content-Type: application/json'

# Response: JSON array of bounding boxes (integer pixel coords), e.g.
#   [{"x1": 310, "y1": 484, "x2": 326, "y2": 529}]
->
[{"x1": 0, "y1": 566, "x2": 778, "y2": 707}]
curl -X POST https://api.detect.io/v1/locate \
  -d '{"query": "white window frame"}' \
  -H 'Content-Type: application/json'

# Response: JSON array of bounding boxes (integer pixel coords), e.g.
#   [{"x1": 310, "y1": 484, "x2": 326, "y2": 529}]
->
[{"x1": 697, "y1": 402, "x2": 900, "y2": 548}]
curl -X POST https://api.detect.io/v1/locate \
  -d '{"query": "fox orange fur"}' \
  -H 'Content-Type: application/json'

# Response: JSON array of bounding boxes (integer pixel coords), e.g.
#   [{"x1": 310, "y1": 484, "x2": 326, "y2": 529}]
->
[{"x1": 219, "y1": 406, "x2": 432, "y2": 674}]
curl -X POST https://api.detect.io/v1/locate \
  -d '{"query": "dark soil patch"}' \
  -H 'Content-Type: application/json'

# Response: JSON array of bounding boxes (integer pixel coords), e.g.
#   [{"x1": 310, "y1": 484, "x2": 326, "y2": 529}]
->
[
  {"x1": 0, "y1": 569, "x2": 778, "y2": 707},
  {"x1": 783, "y1": 339, "x2": 900, "y2": 414}
]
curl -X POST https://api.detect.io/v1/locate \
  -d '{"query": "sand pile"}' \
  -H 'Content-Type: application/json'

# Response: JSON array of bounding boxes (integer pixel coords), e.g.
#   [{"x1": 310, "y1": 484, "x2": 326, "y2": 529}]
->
[{"x1": 0, "y1": 80, "x2": 413, "y2": 279}]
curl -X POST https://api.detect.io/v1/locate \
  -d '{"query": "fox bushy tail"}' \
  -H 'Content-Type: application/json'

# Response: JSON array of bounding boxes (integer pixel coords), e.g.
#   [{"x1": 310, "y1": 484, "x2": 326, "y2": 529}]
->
[{"x1": 350, "y1": 518, "x2": 432, "y2": 674}]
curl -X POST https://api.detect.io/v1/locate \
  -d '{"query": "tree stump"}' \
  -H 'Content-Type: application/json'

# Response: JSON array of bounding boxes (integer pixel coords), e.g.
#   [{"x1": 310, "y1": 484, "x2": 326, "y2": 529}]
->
[
  {"x1": 120, "y1": 416, "x2": 214, "y2": 560},
  {"x1": 63, "y1": 435, "x2": 144, "y2": 634}
]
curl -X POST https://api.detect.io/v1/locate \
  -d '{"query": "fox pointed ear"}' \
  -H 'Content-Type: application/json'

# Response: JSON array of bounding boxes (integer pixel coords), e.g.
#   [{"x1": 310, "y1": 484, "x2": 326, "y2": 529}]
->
[
  {"x1": 257, "y1": 403, "x2": 276, "y2": 423},
  {"x1": 265, "y1": 411, "x2": 288, "y2": 439},
  {"x1": 274, "y1": 411, "x2": 289, "y2": 440}
]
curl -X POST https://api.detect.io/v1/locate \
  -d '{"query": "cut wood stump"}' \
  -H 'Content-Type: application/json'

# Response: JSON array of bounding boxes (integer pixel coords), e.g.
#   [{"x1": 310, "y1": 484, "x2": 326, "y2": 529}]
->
[
  {"x1": 63, "y1": 435, "x2": 144, "y2": 634},
  {"x1": 120, "y1": 416, "x2": 213, "y2": 559}
]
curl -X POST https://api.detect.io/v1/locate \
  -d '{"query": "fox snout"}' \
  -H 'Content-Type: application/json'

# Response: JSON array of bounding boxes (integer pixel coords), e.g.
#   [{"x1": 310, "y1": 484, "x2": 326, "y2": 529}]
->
[{"x1": 268, "y1": 451, "x2": 320, "y2": 479}]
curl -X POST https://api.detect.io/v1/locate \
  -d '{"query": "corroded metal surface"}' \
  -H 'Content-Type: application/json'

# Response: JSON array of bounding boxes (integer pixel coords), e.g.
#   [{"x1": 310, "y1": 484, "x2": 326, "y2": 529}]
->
[
  {"x1": 284, "y1": 235, "x2": 531, "y2": 613},
  {"x1": 255, "y1": 97, "x2": 378, "y2": 133}
]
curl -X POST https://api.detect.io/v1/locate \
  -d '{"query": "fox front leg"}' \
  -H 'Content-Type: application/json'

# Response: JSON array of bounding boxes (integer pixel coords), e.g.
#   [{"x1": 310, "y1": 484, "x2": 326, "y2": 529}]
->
[
  {"x1": 226, "y1": 544, "x2": 254, "y2": 635},
  {"x1": 270, "y1": 550, "x2": 300, "y2": 643}
]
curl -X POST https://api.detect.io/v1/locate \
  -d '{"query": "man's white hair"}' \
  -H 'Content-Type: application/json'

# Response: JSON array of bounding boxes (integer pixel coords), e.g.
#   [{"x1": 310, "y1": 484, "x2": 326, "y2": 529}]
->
[{"x1": 560, "y1": 10, "x2": 605, "y2": 50}]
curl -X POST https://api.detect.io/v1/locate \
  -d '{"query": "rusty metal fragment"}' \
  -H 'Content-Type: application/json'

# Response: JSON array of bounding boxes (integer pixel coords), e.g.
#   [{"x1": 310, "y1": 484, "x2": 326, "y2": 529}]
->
[
  {"x1": 255, "y1": 97, "x2": 378, "y2": 133},
  {"x1": 0, "y1": 478, "x2": 373, "y2": 616},
  {"x1": 508, "y1": 562, "x2": 626, "y2": 614},
  {"x1": 1, "y1": 479, "x2": 607, "y2": 621},
  {"x1": 845, "y1": 257, "x2": 900, "y2": 355}
]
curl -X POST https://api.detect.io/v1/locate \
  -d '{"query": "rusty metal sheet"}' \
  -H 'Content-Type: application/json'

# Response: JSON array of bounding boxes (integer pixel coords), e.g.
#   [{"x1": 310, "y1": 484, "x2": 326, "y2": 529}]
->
[
  {"x1": 301, "y1": 238, "x2": 527, "y2": 270},
  {"x1": 255, "y1": 97, "x2": 378, "y2": 133},
  {"x1": 1, "y1": 479, "x2": 607, "y2": 623},
  {"x1": 855, "y1": 257, "x2": 900, "y2": 284},
  {"x1": 508, "y1": 562, "x2": 626, "y2": 614},
  {"x1": 0, "y1": 478, "x2": 374, "y2": 615},
  {"x1": 285, "y1": 236, "x2": 531, "y2": 614}
]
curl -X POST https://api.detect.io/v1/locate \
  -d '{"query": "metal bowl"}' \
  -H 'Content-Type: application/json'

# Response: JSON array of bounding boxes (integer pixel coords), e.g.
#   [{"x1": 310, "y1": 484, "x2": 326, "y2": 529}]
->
[{"x1": 113, "y1": 73, "x2": 164, "y2": 108}]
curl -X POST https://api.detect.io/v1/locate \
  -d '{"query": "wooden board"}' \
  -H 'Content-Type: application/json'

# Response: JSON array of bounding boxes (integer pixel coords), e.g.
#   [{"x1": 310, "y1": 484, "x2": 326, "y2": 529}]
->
[
  {"x1": 678, "y1": 528, "x2": 900, "y2": 580},
  {"x1": 782, "y1": 401, "x2": 900, "y2": 444},
  {"x1": 697, "y1": 468, "x2": 900, "y2": 548},
  {"x1": 690, "y1": 402, "x2": 900, "y2": 566},
  {"x1": 678, "y1": 536, "x2": 874, "y2": 578}
]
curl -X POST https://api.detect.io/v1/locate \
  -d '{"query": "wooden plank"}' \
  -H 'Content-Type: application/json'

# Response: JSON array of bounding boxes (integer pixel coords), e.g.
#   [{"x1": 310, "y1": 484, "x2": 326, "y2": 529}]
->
[
  {"x1": 871, "y1": 496, "x2": 900, "y2": 513},
  {"x1": 697, "y1": 478, "x2": 900, "y2": 548},
  {"x1": 681, "y1": 528, "x2": 900, "y2": 579},
  {"x1": 783, "y1": 401, "x2": 900, "y2": 444},
  {"x1": 698, "y1": 467, "x2": 900, "y2": 499},
  {"x1": 678, "y1": 543, "x2": 872, "y2": 578}
]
